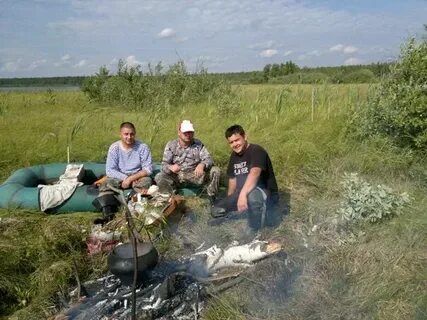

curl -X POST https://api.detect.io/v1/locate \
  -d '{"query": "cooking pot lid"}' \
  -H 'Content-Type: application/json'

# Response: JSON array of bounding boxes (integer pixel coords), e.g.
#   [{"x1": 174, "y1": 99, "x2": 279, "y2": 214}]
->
[{"x1": 113, "y1": 242, "x2": 155, "y2": 259}]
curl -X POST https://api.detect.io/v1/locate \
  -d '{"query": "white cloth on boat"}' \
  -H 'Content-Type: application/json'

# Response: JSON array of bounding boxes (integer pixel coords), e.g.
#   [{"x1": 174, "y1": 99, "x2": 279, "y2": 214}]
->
[{"x1": 38, "y1": 164, "x2": 84, "y2": 211}]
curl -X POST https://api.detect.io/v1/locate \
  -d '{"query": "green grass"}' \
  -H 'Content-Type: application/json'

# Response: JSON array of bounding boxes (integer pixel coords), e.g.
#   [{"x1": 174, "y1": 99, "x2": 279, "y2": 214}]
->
[{"x1": 0, "y1": 84, "x2": 426, "y2": 319}]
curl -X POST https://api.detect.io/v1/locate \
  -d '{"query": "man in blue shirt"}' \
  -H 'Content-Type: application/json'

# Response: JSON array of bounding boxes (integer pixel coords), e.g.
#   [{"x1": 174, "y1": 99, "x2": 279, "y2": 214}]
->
[
  {"x1": 94, "y1": 122, "x2": 153, "y2": 222},
  {"x1": 105, "y1": 122, "x2": 153, "y2": 190}
]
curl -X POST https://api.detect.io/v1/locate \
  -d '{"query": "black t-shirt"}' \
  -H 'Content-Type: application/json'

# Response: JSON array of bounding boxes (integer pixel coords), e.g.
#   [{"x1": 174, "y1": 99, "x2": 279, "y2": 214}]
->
[{"x1": 227, "y1": 144, "x2": 278, "y2": 198}]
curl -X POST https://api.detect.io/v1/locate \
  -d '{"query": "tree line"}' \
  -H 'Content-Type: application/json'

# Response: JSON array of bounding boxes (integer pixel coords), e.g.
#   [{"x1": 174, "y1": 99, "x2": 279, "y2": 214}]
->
[{"x1": 0, "y1": 76, "x2": 85, "y2": 87}]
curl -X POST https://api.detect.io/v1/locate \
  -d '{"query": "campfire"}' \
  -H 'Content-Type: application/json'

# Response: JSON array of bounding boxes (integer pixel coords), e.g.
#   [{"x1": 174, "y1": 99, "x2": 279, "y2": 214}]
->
[
  {"x1": 56, "y1": 240, "x2": 282, "y2": 320},
  {"x1": 55, "y1": 186, "x2": 284, "y2": 320}
]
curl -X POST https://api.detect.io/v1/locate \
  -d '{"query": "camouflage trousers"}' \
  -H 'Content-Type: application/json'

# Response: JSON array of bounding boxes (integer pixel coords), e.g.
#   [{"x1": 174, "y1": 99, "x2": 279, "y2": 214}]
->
[{"x1": 154, "y1": 166, "x2": 220, "y2": 197}]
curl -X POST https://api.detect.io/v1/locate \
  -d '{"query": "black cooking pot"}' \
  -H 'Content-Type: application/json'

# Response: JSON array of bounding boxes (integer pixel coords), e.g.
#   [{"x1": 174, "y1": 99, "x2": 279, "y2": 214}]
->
[{"x1": 108, "y1": 242, "x2": 159, "y2": 286}]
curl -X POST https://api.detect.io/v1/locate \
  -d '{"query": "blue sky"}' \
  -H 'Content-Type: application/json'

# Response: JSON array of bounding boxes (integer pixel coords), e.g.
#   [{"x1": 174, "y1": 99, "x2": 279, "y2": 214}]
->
[{"x1": 1, "y1": 0, "x2": 426, "y2": 78}]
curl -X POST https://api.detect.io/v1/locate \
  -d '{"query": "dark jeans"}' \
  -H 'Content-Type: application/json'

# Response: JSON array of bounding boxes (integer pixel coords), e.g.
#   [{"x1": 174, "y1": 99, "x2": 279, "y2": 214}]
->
[{"x1": 214, "y1": 187, "x2": 280, "y2": 231}]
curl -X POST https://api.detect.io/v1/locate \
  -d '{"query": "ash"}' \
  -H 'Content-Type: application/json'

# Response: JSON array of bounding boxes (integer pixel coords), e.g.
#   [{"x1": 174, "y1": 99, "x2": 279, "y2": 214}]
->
[{"x1": 62, "y1": 263, "x2": 205, "y2": 320}]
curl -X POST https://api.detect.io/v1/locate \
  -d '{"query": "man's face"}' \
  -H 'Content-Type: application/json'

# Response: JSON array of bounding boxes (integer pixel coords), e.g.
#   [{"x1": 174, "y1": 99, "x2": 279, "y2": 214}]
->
[
  {"x1": 120, "y1": 127, "x2": 136, "y2": 146},
  {"x1": 178, "y1": 130, "x2": 194, "y2": 144},
  {"x1": 227, "y1": 133, "x2": 247, "y2": 154}
]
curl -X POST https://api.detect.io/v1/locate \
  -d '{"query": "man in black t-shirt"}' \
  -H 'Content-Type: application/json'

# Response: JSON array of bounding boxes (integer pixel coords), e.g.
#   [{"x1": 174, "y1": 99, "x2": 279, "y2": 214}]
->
[{"x1": 212, "y1": 124, "x2": 279, "y2": 234}]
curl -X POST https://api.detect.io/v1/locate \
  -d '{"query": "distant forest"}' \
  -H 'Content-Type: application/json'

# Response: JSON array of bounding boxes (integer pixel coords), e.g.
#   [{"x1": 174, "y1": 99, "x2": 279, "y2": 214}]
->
[
  {"x1": 0, "y1": 76, "x2": 86, "y2": 87},
  {"x1": 0, "y1": 61, "x2": 391, "y2": 87}
]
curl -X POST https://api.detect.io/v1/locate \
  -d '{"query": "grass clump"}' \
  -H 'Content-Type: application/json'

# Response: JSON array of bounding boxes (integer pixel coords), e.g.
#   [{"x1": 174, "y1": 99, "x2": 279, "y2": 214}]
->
[
  {"x1": 0, "y1": 212, "x2": 101, "y2": 317},
  {"x1": 338, "y1": 172, "x2": 411, "y2": 223}
]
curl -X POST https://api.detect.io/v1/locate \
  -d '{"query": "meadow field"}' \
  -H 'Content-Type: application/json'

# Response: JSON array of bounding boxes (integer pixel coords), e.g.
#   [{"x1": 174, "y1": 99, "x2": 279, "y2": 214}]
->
[{"x1": 0, "y1": 84, "x2": 425, "y2": 319}]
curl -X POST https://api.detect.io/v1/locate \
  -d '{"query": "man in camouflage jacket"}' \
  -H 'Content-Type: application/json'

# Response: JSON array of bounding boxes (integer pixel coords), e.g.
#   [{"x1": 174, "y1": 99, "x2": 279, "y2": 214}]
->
[{"x1": 154, "y1": 120, "x2": 220, "y2": 200}]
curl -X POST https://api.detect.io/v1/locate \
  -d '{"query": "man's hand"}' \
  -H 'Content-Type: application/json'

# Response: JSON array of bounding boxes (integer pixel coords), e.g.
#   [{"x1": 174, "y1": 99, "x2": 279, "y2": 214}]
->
[
  {"x1": 121, "y1": 177, "x2": 132, "y2": 189},
  {"x1": 237, "y1": 192, "x2": 248, "y2": 212},
  {"x1": 169, "y1": 164, "x2": 181, "y2": 173},
  {"x1": 194, "y1": 163, "x2": 205, "y2": 177}
]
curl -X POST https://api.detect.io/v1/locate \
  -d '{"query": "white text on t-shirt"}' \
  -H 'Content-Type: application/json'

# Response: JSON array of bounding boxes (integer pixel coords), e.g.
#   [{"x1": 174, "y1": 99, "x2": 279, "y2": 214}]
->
[{"x1": 234, "y1": 161, "x2": 248, "y2": 175}]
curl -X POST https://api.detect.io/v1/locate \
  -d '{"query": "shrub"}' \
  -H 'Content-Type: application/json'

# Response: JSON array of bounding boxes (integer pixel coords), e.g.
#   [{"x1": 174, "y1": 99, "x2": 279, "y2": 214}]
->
[
  {"x1": 341, "y1": 69, "x2": 377, "y2": 83},
  {"x1": 99, "y1": 76, "x2": 132, "y2": 104},
  {"x1": 337, "y1": 173, "x2": 411, "y2": 223},
  {"x1": 277, "y1": 72, "x2": 331, "y2": 84},
  {"x1": 350, "y1": 36, "x2": 427, "y2": 149},
  {"x1": 211, "y1": 81, "x2": 241, "y2": 116},
  {"x1": 81, "y1": 66, "x2": 110, "y2": 100},
  {"x1": 81, "y1": 60, "x2": 235, "y2": 110}
]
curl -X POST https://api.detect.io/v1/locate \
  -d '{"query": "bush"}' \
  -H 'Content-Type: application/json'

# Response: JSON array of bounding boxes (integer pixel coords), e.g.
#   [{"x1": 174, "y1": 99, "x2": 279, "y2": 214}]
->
[
  {"x1": 81, "y1": 66, "x2": 110, "y2": 100},
  {"x1": 337, "y1": 173, "x2": 411, "y2": 223},
  {"x1": 211, "y1": 81, "x2": 241, "y2": 116},
  {"x1": 81, "y1": 60, "x2": 235, "y2": 110},
  {"x1": 341, "y1": 69, "x2": 377, "y2": 83},
  {"x1": 275, "y1": 72, "x2": 331, "y2": 84},
  {"x1": 350, "y1": 36, "x2": 427, "y2": 149}
]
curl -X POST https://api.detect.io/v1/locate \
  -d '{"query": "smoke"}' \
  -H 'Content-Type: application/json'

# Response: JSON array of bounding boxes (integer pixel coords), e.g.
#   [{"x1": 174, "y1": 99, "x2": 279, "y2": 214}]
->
[{"x1": 162, "y1": 200, "x2": 302, "y2": 319}]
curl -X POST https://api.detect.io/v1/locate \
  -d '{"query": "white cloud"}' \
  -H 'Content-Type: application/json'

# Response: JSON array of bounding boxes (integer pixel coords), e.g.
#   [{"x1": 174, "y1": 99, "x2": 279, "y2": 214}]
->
[
  {"x1": 48, "y1": 19, "x2": 95, "y2": 33},
  {"x1": 189, "y1": 55, "x2": 227, "y2": 63},
  {"x1": 343, "y1": 46, "x2": 358, "y2": 54},
  {"x1": 344, "y1": 57, "x2": 363, "y2": 65},
  {"x1": 108, "y1": 57, "x2": 119, "y2": 69},
  {"x1": 0, "y1": 58, "x2": 27, "y2": 72},
  {"x1": 330, "y1": 44, "x2": 344, "y2": 52},
  {"x1": 248, "y1": 40, "x2": 277, "y2": 50},
  {"x1": 124, "y1": 55, "x2": 143, "y2": 67},
  {"x1": 54, "y1": 54, "x2": 72, "y2": 67},
  {"x1": 3, "y1": 0, "x2": 427, "y2": 76},
  {"x1": 61, "y1": 54, "x2": 71, "y2": 62},
  {"x1": 157, "y1": 28, "x2": 176, "y2": 38},
  {"x1": 175, "y1": 36, "x2": 189, "y2": 43},
  {"x1": 1, "y1": 61, "x2": 20, "y2": 72},
  {"x1": 73, "y1": 59, "x2": 87, "y2": 68},
  {"x1": 330, "y1": 44, "x2": 358, "y2": 54},
  {"x1": 28, "y1": 59, "x2": 47, "y2": 70},
  {"x1": 297, "y1": 49, "x2": 323, "y2": 61},
  {"x1": 187, "y1": 55, "x2": 228, "y2": 70},
  {"x1": 259, "y1": 49, "x2": 278, "y2": 58},
  {"x1": 309, "y1": 50, "x2": 321, "y2": 57}
]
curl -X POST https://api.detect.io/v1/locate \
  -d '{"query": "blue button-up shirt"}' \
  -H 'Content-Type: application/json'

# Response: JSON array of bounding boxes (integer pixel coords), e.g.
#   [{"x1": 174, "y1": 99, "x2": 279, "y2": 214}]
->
[{"x1": 106, "y1": 140, "x2": 152, "y2": 180}]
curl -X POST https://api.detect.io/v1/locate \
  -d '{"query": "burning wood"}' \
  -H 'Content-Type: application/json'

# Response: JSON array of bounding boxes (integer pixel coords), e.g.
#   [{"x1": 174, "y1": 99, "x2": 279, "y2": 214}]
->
[{"x1": 190, "y1": 240, "x2": 282, "y2": 274}]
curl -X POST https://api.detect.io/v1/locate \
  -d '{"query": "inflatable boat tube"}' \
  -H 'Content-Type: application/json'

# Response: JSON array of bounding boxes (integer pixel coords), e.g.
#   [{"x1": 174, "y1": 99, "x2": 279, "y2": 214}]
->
[{"x1": 0, "y1": 162, "x2": 201, "y2": 213}]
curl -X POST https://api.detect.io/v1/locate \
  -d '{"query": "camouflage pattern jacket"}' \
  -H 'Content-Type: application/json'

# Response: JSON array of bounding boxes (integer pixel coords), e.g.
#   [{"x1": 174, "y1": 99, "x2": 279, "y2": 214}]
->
[{"x1": 161, "y1": 139, "x2": 214, "y2": 174}]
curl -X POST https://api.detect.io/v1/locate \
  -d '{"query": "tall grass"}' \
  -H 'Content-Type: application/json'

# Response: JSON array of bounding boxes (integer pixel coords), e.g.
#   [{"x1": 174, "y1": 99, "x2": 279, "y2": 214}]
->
[
  {"x1": 0, "y1": 84, "x2": 370, "y2": 187},
  {"x1": 0, "y1": 84, "x2": 425, "y2": 319}
]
